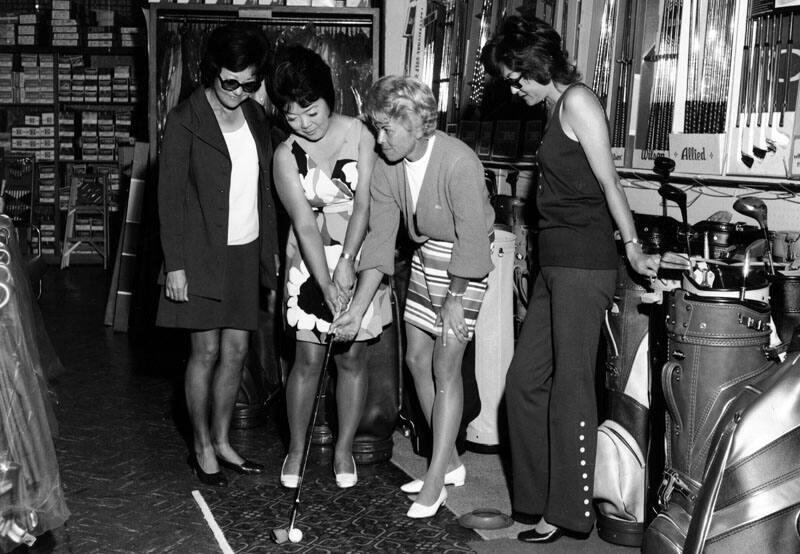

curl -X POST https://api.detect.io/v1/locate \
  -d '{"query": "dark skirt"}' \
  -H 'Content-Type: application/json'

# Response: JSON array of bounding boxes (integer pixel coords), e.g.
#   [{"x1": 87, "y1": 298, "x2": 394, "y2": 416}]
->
[{"x1": 156, "y1": 240, "x2": 259, "y2": 331}]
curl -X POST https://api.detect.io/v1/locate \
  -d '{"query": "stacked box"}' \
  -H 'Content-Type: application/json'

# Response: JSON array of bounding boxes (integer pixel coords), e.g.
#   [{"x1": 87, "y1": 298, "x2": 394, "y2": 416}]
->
[
  {"x1": 112, "y1": 66, "x2": 130, "y2": 103},
  {"x1": 84, "y1": 67, "x2": 98, "y2": 102},
  {"x1": 86, "y1": 26, "x2": 113, "y2": 48},
  {"x1": 0, "y1": 15, "x2": 16, "y2": 45},
  {"x1": 57, "y1": 57, "x2": 71, "y2": 101},
  {"x1": 59, "y1": 112, "x2": 76, "y2": 160},
  {"x1": 70, "y1": 68, "x2": 84, "y2": 102},
  {"x1": 38, "y1": 54, "x2": 54, "y2": 104},
  {"x1": 80, "y1": 111, "x2": 99, "y2": 160},
  {"x1": 120, "y1": 27, "x2": 145, "y2": 48},
  {"x1": 115, "y1": 112, "x2": 131, "y2": 142},
  {"x1": 37, "y1": 163, "x2": 56, "y2": 206},
  {"x1": 51, "y1": 0, "x2": 79, "y2": 47},
  {"x1": 11, "y1": 115, "x2": 57, "y2": 162},
  {"x1": 98, "y1": 111, "x2": 115, "y2": 160},
  {"x1": 17, "y1": 13, "x2": 39, "y2": 46},
  {"x1": 0, "y1": 54, "x2": 13, "y2": 103},
  {"x1": 98, "y1": 68, "x2": 112, "y2": 102}
]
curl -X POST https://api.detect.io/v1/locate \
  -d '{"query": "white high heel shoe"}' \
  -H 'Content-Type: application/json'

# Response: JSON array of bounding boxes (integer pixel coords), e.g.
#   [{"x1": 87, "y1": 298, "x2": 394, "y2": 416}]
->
[
  {"x1": 406, "y1": 488, "x2": 447, "y2": 519},
  {"x1": 400, "y1": 464, "x2": 466, "y2": 494},
  {"x1": 334, "y1": 456, "x2": 357, "y2": 489},
  {"x1": 280, "y1": 456, "x2": 299, "y2": 489}
]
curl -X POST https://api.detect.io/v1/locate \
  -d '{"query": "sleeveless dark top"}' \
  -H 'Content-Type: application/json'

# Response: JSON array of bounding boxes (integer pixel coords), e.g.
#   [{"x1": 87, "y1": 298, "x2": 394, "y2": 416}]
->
[{"x1": 535, "y1": 83, "x2": 618, "y2": 270}]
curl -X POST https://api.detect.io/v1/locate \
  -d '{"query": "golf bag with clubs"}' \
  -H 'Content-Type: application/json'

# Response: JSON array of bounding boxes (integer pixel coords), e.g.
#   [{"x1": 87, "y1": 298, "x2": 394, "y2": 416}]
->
[
  {"x1": 594, "y1": 257, "x2": 654, "y2": 546},
  {"x1": 642, "y1": 284, "x2": 776, "y2": 553},
  {"x1": 681, "y1": 350, "x2": 800, "y2": 554}
]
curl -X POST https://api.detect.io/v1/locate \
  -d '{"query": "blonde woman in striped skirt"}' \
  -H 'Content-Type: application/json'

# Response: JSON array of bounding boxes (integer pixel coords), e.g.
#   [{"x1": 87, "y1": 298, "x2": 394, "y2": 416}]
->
[{"x1": 331, "y1": 76, "x2": 494, "y2": 519}]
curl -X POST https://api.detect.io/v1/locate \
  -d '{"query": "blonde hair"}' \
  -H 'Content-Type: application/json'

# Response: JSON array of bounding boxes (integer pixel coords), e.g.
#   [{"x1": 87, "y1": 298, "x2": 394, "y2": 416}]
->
[{"x1": 363, "y1": 75, "x2": 438, "y2": 137}]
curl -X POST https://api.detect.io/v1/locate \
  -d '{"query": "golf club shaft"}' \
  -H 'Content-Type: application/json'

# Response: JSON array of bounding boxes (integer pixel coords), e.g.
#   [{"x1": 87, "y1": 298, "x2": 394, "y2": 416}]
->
[{"x1": 288, "y1": 335, "x2": 335, "y2": 532}]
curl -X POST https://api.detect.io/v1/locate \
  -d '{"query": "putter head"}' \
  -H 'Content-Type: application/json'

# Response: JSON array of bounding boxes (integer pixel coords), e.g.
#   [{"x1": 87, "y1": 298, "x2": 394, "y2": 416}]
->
[
  {"x1": 733, "y1": 197, "x2": 768, "y2": 228},
  {"x1": 271, "y1": 527, "x2": 290, "y2": 544}
]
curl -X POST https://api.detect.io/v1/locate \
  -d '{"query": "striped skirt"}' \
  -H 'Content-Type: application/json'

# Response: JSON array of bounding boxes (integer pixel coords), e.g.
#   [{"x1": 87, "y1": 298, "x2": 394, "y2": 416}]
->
[{"x1": 404, "y1": 239, "x2": 489, "y2": 339}]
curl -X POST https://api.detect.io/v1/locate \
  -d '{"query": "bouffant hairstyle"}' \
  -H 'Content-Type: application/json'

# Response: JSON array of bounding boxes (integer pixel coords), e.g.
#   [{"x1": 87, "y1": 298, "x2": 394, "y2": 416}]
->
[
  {"x1": 481, "y1": 14, "x2": 580, "y2": 86},
  {"x1": 362, "y1": 75, "x2": 438, "y2": 138},
  {"x1": 267, "y1": 44, "x2": 336, "y2": 112},
  {"x1": 200, "y1": 23, "x2": 270, "y2": 86}
]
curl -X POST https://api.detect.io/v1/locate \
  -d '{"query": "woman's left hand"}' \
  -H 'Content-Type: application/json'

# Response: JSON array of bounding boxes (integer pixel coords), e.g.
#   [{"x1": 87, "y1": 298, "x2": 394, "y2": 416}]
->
[
  {"x1": 333, "y1": 258, "x2": 356, "y2": 305},
  {"x1": 436, "y1": 294, "x2": 469, "y2": 346},
  {"x1": 627, "y1": 248, "x2": 661, "y2": 279}
]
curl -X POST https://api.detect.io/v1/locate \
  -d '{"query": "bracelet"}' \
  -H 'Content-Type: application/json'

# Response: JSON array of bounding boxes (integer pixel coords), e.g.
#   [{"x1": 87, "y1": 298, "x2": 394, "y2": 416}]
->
[
  {"x1": 447, "y1": 289, "x2": 465, "y2": 298},
  {"x1": 340, "y1": 251, "x2": 354, "y2": 261},
  {"x1": 624, "y1": 238, "x2": 643, "y2": 248}
]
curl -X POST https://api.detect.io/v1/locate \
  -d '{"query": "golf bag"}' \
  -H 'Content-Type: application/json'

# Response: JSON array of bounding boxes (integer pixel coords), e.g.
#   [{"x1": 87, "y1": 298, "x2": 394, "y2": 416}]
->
[
  {"x1": 770, "y1": 271, "x2": 800, "y2": 349},
  {"x1": 594, "y1": 258, "x2": 653, "y2": 546},
  {"x1": 681, "y1": 351, "x2": 800, "y2": 554},
  {"x1": 642, "y1": 289, "x2": 775, "y2": 553}
]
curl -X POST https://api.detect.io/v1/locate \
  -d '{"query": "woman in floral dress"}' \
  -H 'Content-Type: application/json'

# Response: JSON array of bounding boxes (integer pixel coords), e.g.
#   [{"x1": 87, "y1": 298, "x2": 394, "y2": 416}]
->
[{"x1": 269, "y1": 45, "x2": 389, "y2": 488}]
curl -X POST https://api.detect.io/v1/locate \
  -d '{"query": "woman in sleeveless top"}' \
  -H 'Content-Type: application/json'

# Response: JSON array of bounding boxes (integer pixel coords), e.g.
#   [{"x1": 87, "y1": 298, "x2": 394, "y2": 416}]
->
[
  {"x1": 481, "y1": 14, "x2": 660, "y2": 542},
  {"x1": 268, "y1": 45, "x2": 390, "y2": 489},
  {"x1": 157, "y1": 24, "x2": 279, "y2": 487}
]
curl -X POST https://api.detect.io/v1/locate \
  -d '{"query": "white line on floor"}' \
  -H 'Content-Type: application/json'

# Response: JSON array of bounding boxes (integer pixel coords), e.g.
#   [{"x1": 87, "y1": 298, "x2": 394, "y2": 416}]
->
[{"x1": 192, "y1": 489, "x2": 235, "y2": 554}]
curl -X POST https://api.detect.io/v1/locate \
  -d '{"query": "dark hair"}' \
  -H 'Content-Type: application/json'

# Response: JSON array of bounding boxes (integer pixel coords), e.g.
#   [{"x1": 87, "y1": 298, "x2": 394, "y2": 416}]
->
[
  {"x1": 267, "y1": 44, "x2": 336, "y2": 113},
  {"x1": 200, "y1": 23, "x2": 270, "y2": 87},
  {"x1": 481, "y1": 14, "x2": 580, "y2": 86}
]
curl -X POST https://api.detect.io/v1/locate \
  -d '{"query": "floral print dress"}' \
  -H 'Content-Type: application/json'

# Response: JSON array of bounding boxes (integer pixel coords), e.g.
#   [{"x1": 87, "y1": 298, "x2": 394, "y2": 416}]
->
[{"x1": 284, "y1": 118, "x2": 391, "y2": 343}]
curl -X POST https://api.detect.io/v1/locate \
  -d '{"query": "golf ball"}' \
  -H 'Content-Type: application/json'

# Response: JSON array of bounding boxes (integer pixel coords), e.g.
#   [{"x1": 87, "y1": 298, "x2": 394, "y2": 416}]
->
[{"x1": 288, "y1": 528, "x2": 303, "y2": 543}]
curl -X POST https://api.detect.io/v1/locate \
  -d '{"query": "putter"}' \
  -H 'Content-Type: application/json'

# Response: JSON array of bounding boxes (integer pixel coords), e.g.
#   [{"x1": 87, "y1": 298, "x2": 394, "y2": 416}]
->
[
  {"x1": 740, "y1": 238, "x2": 767, "y2": 301},
  {"x1": 733, "y1": 196, "x2": 774, "y2": 275},
  {"x1": 271, "y1": 335, "x2": 336, "y2": 545}
]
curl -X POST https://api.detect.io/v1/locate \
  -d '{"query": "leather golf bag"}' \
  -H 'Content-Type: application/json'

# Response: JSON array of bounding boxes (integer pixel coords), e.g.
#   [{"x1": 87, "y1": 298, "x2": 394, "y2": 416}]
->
[
  {"x1": 770, "y1": 271, "x2": 800, "y2": 348},
  {"x1": 642, "y1": 290, "x2": 774, "y2": 553},
  {"x1": 595, "y1": 258, "x2": 653, "y2": 546},
  {"x1": 681, "y1": 351, "x2": 800, "y2": 554}
]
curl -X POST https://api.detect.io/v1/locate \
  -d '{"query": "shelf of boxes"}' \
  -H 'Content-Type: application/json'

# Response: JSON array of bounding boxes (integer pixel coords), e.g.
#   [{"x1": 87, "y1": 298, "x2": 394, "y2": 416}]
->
[{"x1": 0, "y1": 3, "x2": 144, "y2": 264}]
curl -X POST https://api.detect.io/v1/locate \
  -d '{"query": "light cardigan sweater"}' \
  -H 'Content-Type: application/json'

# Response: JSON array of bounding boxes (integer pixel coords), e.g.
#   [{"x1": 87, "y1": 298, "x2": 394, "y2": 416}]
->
[{"x1": 359, "y1": 131, "x2": 494, "y2": 279}]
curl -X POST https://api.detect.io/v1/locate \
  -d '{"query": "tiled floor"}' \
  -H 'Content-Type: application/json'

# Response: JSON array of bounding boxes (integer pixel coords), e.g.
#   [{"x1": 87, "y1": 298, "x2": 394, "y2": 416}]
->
[
  {"x1": 23, "y1": 267, "x2": 481, "y2": 553},
  {"x1": 17, "y1": 266, "x2": 640, "y2": 553}
]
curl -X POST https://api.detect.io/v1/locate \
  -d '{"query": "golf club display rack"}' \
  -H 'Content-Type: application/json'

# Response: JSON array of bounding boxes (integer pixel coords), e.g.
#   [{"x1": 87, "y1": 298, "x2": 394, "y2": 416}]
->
[{"x1": 580, "y1": 0, "x2": 800, "y2": 183}]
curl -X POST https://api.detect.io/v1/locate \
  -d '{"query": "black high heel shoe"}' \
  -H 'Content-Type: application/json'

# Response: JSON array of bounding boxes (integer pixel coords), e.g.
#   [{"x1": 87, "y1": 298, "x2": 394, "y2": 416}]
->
[
  {"x1": 517, "y1": 526, "x2": 564, "y2": 543},
  {"x1": 188, "y1": 455, "x2": 228, "y2": 487},
  {"x1": 217, "y1": 456, "x2": 264, "y2": 475}
]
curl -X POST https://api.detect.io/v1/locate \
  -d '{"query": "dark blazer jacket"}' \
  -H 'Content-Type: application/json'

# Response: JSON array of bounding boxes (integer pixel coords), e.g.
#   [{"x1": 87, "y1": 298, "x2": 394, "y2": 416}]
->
[{"x1": 158, "y1": 87, "x2": 280, "y2": 298}]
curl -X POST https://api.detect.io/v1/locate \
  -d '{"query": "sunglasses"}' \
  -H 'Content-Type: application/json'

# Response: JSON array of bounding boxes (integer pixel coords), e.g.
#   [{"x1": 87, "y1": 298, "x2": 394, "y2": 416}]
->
[
  {"x1": 218, "y1": 75, "x2": 261, "y2": 94},
  {"x1": 503, "y1": 74, "x2": 524, "y2": 89}
]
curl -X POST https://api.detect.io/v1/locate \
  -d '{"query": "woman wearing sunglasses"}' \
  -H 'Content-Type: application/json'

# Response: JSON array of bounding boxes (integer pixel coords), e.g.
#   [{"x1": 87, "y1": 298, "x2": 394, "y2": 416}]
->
[
  {"x1": 156, "y1": 23, "x2": 280, "y2": 487},
  {"x1": 268, "y1": 45, "x2": 390, "y2": 489},
  {"x1": 481, "y1": 12, "x2": 660, "y2": 544}
]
